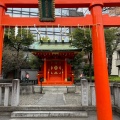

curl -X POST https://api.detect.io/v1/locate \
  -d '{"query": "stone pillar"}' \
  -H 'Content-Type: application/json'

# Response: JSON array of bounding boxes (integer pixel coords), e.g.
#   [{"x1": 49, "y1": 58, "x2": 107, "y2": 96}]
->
[
  {"x1": 81, "y1": 78, "x2": 88, "y2": 106},
  {"x1": 118, "y1": 85, "x2": 120, "y2": 108},
  {"x1": 0, "y1": 87, "x2": 2, "y2": 105},
  {"x1": 11, "y1": 79, "x2": 20, "y2": 106},
  {"x1": 118, "y1": 68, "x2": 120, "y2": 77},
  {"x1": 4, "y1": 86, "x2": 9, "y2": 106},
  {"x1": 113, "y1": 84, "x2": 119, "y2": 106},
  {"x1": 90, "y1": 85, "x2": 96, "y2": 106}
]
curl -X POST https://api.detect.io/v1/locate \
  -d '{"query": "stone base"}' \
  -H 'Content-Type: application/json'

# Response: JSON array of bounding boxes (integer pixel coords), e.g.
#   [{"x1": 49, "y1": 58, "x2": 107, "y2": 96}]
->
[
  {"x1": 33, "y1": 86, "x2": 76, "y2": 93},
  {"x1": 20, "y1": 85, "x2": 76, "y2": 94},
  {"x1": 33, "y1": 86, "x2": 67, "y2": 93},
  {"x1": 67, "y1": 86, "x2": 76, "y2": 93},
  {"x1": 11, "y1": 111, "x2": 88, "y2": 118}
]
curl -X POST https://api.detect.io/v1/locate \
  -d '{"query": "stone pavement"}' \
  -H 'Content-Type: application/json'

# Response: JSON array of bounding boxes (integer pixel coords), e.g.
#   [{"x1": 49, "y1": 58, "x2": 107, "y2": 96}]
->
[{"x1": 37, "y1": 92, "x2": 65, "y2": 105}]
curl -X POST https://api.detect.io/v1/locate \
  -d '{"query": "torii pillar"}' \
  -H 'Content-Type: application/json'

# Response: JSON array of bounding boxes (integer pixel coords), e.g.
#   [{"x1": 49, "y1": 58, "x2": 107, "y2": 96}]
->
[
  {"x1": 0, "y1": 3, "x2": 5, "y2": 79},
  {"x1": 90, "y1": 3, "x2": 112, "y2": 120}
]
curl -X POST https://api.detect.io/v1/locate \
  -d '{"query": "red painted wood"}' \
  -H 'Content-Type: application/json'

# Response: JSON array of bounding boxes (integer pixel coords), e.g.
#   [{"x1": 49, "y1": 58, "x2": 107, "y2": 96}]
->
[
  {"x1": 44, "y1": 59, "x2": 47, "y2": 82},
  {"x1": 0, "y1": 6, "x2": 5, "y2": 76},
  {"x1": 2, "y1": 15, "x2": 120, "y2": 27},
  {"x1": 37, "y1": 59, "x2": 74, "y2": 85},
  {"x1": 0, "y1": 0, "x2": 119, "y2": 119},
  {"x1": 90, "y1": 4, "x2": 112, "y2": 120},
  {"x1": 3, "y1": 0, "x2": 120, "y2": 8}
]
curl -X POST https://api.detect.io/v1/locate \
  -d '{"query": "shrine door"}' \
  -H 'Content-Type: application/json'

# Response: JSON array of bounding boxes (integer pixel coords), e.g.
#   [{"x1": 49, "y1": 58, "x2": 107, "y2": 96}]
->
[{"x1": 47, "y1": 61, "x2": 64, "y2": 83}]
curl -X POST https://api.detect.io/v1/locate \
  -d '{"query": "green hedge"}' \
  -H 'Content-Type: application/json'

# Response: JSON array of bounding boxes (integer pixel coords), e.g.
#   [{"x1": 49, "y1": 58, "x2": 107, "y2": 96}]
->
[{"x1": 74, "y1": 76, "x2": 120, "y2": 83}]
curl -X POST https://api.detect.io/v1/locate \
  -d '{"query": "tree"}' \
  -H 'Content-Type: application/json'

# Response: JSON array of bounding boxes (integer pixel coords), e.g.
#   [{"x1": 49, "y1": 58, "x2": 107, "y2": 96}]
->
[
  {"x1": 2, "y1": 46, "x2": 30, "y2": 78},
  {"x1": 28, "y1": 54, "x2": 43, "y2": 69},
  {"x1": 72, "y1": 27, "x2": 120, "y2": 77},
  {"x1": 104, "y1": 28, "x2": 120, "y2": 75},
  {"x1": 72, "y1": 28, "x2": 93, "y2": 80},
  {"x1": 4, "y1": 28, "x2": 35, "y2": 78},
  {"x1": 68, "y1": 52, "x2": 84, "y2": 78}
]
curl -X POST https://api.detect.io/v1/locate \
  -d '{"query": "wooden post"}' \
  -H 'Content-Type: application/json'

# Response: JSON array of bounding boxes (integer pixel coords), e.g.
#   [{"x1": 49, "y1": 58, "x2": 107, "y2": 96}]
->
[
  {"x1": 37, "y1": 74, "x2": 40, "y2": 85},
  {"x1": 44, "y1": 59, "x2": 46, "y2": 82},
  {"x1": 47, "y1": 70, "x2": 49, "y2": 81},
  {"x1": 90, "y1": 3, "x2": 113, "y2": 120},
  {"x1": 62, "y1": 69, "x2": 63, "y2": 81},
  {"x1": 0, "y1": 3, "x2": 5, "y2": 78},
  {"x1": 64, "y1": 59, "x2": 67, "y2": 82}
]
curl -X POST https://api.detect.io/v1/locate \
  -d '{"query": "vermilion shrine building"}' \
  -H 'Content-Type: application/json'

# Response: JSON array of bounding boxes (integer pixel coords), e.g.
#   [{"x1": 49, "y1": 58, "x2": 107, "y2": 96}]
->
[{"x1": 30, "y1": 41, "x2": 80, "y2": 85}]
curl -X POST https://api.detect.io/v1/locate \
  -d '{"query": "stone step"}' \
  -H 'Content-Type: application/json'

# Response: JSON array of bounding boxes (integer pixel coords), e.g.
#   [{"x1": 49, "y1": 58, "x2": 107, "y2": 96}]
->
[
  {"x1": 11, "y1": 111, "x2": 88, "y2": 118},
  {"x1": 10, "y1": 118, "x2": 88, "y2": 120},
  {"x1": 33, "y1": 86, "x2": 68, "y2": 93}
]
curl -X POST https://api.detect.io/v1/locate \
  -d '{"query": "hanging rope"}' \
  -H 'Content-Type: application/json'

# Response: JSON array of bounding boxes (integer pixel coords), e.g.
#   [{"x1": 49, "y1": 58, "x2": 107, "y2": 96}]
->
[
  {"x1": 21, "y1": 26, "x2": 22, "y2": 39},
  {"x1": 52, "y1": 25, "x2": 55, "y2": 41},
  {"x1": 8, "y1": 26, "x2": 10, "y2": 39},
  {"x1": 70, "y1": 26, "x2": 73, "y2": 41},
  {"x1": 89, "y1": 25, "x2": 91, "y2": 38},
  {"x1": 15, "y1": 26, "x2": 18, "y2": 39},
  {"x1": 27, "y1": 26, "x2": 29, "y2": 38},
  {"x1": 3, "y1": 26, "x2": 5, "y2": 39},
  {"x1": 83, "y1": 25, "x2": 87, "y2": 39}
]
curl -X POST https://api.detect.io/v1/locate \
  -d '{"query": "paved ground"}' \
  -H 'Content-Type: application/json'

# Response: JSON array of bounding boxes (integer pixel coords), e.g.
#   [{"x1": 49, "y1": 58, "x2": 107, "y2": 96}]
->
[{"x1": 19, "y1": 93, "x2": 81, "y2": 106}]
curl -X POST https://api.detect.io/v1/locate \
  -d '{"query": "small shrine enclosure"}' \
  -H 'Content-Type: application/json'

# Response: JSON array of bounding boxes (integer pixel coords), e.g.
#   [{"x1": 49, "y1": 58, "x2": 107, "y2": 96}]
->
[
  {"x1": 0, "y1": 0, "x2": 120, "y2": 120},
  {"x1": 30, "y1": 43, "x2": 79, "y2": 85}
]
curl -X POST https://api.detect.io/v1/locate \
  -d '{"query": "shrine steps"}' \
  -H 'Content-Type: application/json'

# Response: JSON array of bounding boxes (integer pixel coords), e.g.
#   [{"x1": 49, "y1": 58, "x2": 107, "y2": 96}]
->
[
  {"x1": 10, "y1": 111, "x2": 88, "y2": 119},
  {"x1": 33, "y1": 85, "x2": 76, "y2": 93},
  {"x1": 8, "y1": 106, "x2": 90, "y2": 120},
  {"x1": 40, "y1": 81, "x2": 73, "y2": 86}
]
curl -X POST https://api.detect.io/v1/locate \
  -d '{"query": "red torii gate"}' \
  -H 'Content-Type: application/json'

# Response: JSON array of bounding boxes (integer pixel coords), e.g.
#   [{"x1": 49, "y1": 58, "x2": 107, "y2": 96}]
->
[{"x1": 0, "y1": 0, "x2": 120, "y2": 120}]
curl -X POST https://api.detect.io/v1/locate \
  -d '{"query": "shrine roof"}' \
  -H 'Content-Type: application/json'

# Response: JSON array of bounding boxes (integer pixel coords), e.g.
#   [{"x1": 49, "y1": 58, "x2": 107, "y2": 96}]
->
[{"x1": 29, "y1": 41, "x2": 81, "y2": 52}]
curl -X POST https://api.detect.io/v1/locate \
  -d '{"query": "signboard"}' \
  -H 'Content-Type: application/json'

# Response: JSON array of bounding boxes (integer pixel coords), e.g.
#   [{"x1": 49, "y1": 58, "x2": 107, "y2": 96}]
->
[{"x1": 38, "y1": 0, "x2": 55, "y2": 22}]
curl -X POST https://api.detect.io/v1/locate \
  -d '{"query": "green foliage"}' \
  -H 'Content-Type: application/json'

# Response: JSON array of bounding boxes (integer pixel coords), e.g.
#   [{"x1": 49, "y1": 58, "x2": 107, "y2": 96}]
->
[
  {"x1": 3, "y1": 28, "x2": 35, "y2": 78},
  {"x1": 68, "y1": 52, "x2": 84, "y2": 78},
  {"x1": 69, "y1": 52, "x2": 84, "y2": 69},
  {"x1": 4, "y1": 28, "x2": 35, "y2": 49},
  {"x1": 72, "y1": 28, "x2": 93, "y2": 78},
  {"x1": 83, "y1": 65, "x2": 94, "y2": 76},
  {"x1": 72, "y1": 28, "x2": 92, "y2": 53},
  {"x1": 28, "y1": 54, "x2": 43, "y2": 69},
  {"x1": 109, "y1": 76, "x2": 120, "y2": 82},
  {"x1": 72, "y1": 27, "x2": 120, "y2": 76},
  {"x1": 104, "y1": 28, "x2": 120, "y2": 75},
  {"x1": 40, "y1": 36, "x2": 50, "y2": 42},
  {"x1": 2, "y1": 46, "x2": 29, "y2": 78},
  {"x1": 105, "y1": 28, "x2": 119, "y2": 55}
]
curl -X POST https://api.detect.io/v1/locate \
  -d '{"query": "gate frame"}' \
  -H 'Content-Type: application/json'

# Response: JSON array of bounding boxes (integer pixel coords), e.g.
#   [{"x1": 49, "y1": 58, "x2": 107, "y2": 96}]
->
[{"x1": 0, "y1": 0, "x2": 120, "y2": 120}]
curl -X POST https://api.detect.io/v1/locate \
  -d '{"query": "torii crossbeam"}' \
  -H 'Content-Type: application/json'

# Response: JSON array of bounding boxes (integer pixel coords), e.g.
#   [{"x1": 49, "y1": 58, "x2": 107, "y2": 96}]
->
[{"x1": 0, "y1": 0, "x2": 120, "y2": 120}]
